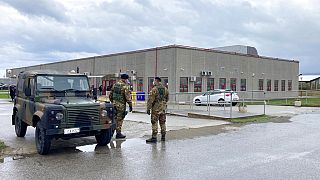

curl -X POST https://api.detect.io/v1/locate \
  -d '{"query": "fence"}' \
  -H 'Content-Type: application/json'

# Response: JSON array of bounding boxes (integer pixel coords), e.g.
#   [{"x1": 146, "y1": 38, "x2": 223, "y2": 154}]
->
[
  {"x1": 130, "y1": 89, "x2": 320, "y2": 117},
  {"x1": 131, "y1": 91, "x2": 267, "y2": 118}
]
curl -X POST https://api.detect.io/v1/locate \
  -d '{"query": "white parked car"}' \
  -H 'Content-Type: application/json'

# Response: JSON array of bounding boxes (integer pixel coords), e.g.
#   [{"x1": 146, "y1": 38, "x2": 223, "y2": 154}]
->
[{"x1": 193, "y1": 89, "x2": 239, "y2": 106}]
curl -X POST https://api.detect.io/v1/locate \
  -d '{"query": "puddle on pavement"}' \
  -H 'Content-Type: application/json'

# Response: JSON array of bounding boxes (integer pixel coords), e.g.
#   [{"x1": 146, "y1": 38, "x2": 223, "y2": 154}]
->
[
  {"x1": 75, "y1": 139, "x2": 144, "y2": 153},
  {"x1": 0, "y1": 155, "x2": 26, "y2": 163},
  {"x1": 76, "y1": 144, "x2": 97, "y2": 152}
]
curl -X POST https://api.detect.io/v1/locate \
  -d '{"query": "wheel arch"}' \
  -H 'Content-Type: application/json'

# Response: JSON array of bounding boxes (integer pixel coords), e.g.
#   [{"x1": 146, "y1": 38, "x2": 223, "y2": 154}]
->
[{"x1": 32, "y1": 114, "x2": 42, "y2": 127}]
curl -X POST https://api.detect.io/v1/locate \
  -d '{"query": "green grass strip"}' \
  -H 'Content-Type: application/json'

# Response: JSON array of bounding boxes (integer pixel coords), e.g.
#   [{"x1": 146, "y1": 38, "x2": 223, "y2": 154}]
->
[
  {"x1": 0, "y1": 140, "x2": 6, "y2": 151},
  {"x1": 230, "y1": 115, "x2": 273, "y2": 123},
  {"x1": 0, "y1": 93, "x2": 9, "y2": 99}
]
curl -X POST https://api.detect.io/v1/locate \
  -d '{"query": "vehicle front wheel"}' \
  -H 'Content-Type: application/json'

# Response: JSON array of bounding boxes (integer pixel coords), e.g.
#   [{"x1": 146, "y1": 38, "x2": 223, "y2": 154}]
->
[
  {"x1": 15, "y1": 114, "x2": 27, "y2": 137},
  {"x1": 35, "y1": 122, "x2": 52, "y2": 155},
  {"x1": 195, "y1": 99, "x2": 201, "y2": 106},
  {"x1": 95, "y1": 128, "x2": 113, "y2": 146}
]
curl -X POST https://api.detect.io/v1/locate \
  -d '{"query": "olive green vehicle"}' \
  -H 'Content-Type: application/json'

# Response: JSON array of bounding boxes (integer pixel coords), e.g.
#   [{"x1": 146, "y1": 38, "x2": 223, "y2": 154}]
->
[{"x1": 12, "y1": 70, "x2": 115, "y2": 155}]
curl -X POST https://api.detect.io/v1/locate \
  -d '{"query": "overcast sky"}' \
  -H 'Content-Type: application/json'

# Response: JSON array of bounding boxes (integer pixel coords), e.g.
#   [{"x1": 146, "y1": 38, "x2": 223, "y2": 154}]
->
[{"x1": 1, "y1": 0, "x2": 319, "y2": 77}]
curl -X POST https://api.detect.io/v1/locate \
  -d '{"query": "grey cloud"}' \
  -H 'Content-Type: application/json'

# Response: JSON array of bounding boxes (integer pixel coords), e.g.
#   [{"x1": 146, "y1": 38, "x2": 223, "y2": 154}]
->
[
  {"x1": 1, "y1": 0, "x2": 68, "y2": 22},
  {"x1": 0, "y1": 0, "x2": 320, "y2": 77}
]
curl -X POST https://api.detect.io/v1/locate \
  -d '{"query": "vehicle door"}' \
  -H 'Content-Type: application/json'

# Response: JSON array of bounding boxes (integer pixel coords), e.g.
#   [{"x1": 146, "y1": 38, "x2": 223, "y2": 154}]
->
[
  {"x1": 15, "y1": 77, "x2": 25, "y2": 121},
  {"x1": 210, "y1": 91, "x2": 220, "y2": 102},
  {"x1": 24, "y1": 77, "x2": 36, "y2": 125}
]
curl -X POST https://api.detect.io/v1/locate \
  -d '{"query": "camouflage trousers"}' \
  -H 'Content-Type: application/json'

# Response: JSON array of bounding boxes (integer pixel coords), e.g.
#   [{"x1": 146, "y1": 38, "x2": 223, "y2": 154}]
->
[
  {"x1": 114, "y1": 105, "x2": 126, "y2": 133},
  {"x1": 151, "y1": 111, "x2": 166, "y2": 138}
]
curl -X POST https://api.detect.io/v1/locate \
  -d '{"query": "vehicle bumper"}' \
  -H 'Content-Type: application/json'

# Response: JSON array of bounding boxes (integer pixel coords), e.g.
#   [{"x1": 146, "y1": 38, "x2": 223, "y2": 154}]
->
[{"x1": 46, "y1": 124, "x2": 114, "y2": 136}]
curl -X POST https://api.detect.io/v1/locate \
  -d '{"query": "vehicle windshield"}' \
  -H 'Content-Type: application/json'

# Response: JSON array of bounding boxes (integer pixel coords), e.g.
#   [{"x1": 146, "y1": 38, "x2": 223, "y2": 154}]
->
[{"x1": 36, "y1": 75, "x2": 89, "y2": 91}]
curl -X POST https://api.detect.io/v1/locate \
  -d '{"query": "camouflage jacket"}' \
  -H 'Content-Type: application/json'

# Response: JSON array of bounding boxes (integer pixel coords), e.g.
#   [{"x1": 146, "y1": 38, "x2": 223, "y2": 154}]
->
[
  {"x1": 147, "y1": 83, "x2": 169, "y2": 113},
  {"x1": 109, "y1": 80, "x2": 132, "y2": 107}
]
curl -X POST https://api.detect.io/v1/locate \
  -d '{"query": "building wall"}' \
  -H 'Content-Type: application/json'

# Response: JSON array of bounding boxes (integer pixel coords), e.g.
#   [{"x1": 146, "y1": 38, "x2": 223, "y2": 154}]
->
[
  {"x1": 8, "y1": 46, "x2": 299, "y2": 101},
  {"x1": 175, "y1": 47, "x2": 299, "y2": 100}
]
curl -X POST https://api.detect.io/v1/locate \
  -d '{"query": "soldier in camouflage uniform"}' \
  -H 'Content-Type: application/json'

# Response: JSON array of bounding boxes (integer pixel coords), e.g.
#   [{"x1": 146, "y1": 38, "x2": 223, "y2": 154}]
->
[
  {"x1": 109, "y1": 74, "x2": 133, "y2": 139},
  {"x1": 146, "y1": 77, "x2": 169, "y2": 143}
]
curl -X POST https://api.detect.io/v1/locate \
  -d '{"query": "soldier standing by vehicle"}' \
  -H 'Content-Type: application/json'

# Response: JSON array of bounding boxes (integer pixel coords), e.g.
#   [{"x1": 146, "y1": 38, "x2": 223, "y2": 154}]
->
[
  {"x1": 109, "y1": 74, "x2": 133, "y2": 139},
  {"x1": 9, "y1": 85, "x2": 16, "y2": 102},
  {"x1": 146, "y1": 77, "x2": 169, "y2": 143}
]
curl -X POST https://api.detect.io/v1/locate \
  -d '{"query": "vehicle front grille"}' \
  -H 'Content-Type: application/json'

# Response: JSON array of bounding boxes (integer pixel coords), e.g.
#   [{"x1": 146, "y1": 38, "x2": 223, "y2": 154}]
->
[{"x1": 66, "y1": 105, "x2": 100, "y2": 127}]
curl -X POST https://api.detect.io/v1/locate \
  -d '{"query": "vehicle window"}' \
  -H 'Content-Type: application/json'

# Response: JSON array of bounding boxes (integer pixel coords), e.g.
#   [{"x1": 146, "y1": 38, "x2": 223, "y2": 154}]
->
[
  {"x1": 17, "y1": 78, "x2": 24, "y2": 92},
  {"x1": 29, "y1": 78, "x2": 35, "y2": 96},
  {"x1": 36, "y1": 75, "x2": 89, "y2": 91}
]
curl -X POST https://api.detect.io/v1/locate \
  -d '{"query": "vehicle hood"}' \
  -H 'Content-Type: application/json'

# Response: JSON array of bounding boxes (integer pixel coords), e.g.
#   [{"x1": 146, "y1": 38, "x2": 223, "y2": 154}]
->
[{"x1": 40, "y1": 97, "x2": 99, "y2": 106}]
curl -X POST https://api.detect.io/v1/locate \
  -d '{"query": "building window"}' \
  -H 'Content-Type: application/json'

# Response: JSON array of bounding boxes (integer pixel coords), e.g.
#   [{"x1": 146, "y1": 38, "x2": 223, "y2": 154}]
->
[
  {"x1": 240, "y1": 79, "x2": 246, "y2": 91},
  {"x1": 161, "y1": 77, "x2": 169, "y2": 88},
  {"x1": 267, "y1": 79, "x2": 271, "y2": 91},
  {"x1": 230, "y1": 78, "x2": 237, "y2": 91},
  {"x1": 281, "y1": 80, "x2": 286, "y2": 91},
  {"x1": 148, "y1": 77, "x2": 154, "y2": 92},
  {"x1": 207, "y1": 78, "x2": 214, "y2": 91},
  {"x1": 274, "y1": 80, "x2": 279, "y2": 91},
  {"x1": 219, "y1": 78, "x2": 226, "y2": 89},
  {"x1": 288, "y1": 80, "x2": 292, "y2": 91},
  {"x1": 137, "y1": 78, "x2": 143, "y2": 92},
  {"x1": 258, "y1": 79, "x2": 264, "y2": 91},
  {"x1": 194, "y1": 77, "x2": 202, "y2": 92},
  {"x1": 180, "y1": 77, "x2": 188, "y2": 92}
]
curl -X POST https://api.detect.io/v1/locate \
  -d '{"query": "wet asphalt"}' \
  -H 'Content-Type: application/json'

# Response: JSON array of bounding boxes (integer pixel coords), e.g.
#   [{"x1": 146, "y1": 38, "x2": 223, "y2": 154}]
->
[
  {"x1": 1, "y1": 98, "x2": 320, "y2": 180},
  {"x1": 1, "y1": 111, "x2": 320, "y2": 179}
]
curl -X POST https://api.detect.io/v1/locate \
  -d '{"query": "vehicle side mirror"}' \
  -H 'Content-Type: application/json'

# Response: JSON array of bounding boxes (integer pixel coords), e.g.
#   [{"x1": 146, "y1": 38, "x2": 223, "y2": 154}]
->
[{"x1": 25, "y1": 87, "x2": 31, "y2": 97}]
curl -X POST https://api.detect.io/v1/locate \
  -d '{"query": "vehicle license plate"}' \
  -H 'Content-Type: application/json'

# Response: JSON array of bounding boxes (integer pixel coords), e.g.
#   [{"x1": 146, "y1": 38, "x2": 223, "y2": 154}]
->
[{"x1": 64, "y1": 128, "x2": 80, "y2": 134}]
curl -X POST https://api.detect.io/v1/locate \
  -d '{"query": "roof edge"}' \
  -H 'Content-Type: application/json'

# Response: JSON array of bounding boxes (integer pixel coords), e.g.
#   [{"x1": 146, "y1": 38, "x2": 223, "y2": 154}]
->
[{"x1": 9, "y1": 44, "x2": 299, "y2": 70}]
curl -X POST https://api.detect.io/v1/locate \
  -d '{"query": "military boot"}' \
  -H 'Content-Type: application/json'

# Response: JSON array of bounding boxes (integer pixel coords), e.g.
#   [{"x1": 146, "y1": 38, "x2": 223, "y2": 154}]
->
[
  {"x1": 116, "y1": 133, "x2": 126, "y2": 139},
  {"x1": 146, "y1": 137, "x2": 157, "y2": 143},
  {"x1": 161, "y1": 134, "x2": 166, "y2": 141}
]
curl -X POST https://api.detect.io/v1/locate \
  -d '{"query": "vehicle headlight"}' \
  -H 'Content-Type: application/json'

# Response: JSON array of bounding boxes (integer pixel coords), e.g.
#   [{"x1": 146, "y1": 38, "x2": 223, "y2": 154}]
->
[
  {"x1": 101, "y1": 110, "x2": 108, "y2": 117},
  {"x1": 55, "y1": 112, "x2": 64, "y2": 120}
]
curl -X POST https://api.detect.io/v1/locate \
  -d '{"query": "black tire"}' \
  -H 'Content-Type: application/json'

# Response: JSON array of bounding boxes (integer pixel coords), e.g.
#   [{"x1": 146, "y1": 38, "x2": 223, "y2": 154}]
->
[
  {"x1": 35, "y1": 122, "x2": 51, "y2": 155},
  {"x1": 218, "y1": 99, "x2": 225, "y2": 106},
  {"x1": 195, "y1": 99, "x2": 201, "y2": 106},
  {"x1": 95, "y1": 128, "x2": 113, "y2": 146},
  {"x1": 232, "y1": 102, "x2": 238, "y2": 106},
  {"x1": 15, "y1": 114, "x2": 27, "y2": 137}
]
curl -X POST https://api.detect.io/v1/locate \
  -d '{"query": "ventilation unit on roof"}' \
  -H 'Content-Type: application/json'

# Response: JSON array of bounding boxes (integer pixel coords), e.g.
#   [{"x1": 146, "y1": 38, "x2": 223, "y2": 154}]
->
[
  {"x1": 200, "y1": 71, "x2": 207, "y2": 76},
  {"x1": 190, "y1": 76, "x2": 197, "y2": 82}
]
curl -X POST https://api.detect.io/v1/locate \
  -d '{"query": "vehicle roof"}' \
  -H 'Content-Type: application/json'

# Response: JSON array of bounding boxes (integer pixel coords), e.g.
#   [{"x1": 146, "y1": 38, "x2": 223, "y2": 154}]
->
[{"x1": 18, "y1": 70, "x2": 87, "y2": 77}]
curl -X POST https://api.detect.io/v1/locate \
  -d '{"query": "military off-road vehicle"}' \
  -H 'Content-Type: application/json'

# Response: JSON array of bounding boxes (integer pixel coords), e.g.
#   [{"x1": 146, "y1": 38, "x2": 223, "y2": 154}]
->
[{"x1": 12, "y1": 70, "x2": 115, "y2": 155}]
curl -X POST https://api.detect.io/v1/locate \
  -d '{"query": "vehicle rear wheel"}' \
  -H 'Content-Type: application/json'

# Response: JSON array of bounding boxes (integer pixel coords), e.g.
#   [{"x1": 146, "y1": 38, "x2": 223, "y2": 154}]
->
[
  {"x1": 35, "y1": 122, "x2": 52, "y2": 155},
  {"x1": 15, "y1": 114, "x2": 27, "y2": 137},
  {"x1": 95, "y1": 128, "x2": 113, "y2": 146},
  {"x1": 218, "y1": 99, "x2": 225, "y2": 106},
  {"x1": 195, "y1": 99, "x2": 201, "y2": 106}
]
